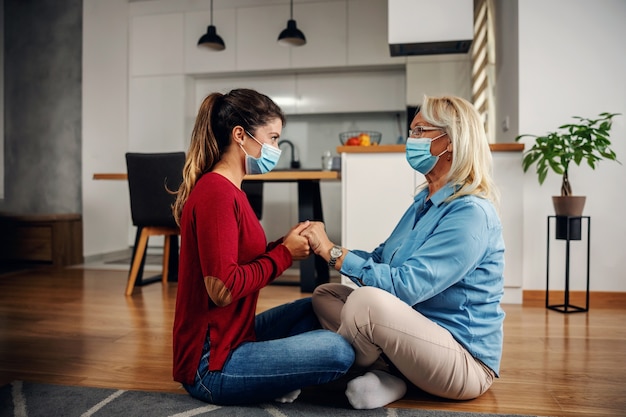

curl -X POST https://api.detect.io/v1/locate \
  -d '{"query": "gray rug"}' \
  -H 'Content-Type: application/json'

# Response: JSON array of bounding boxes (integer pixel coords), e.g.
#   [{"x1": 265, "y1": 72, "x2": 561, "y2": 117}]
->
[{"x1": 0, "y1": 381, "x2": 535, "y2": 417}]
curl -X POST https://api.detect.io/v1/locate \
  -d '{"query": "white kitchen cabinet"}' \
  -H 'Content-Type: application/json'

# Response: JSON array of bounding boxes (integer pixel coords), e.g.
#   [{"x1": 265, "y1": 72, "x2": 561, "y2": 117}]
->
[
  {"x1": 129, "y1": 75, "x2": 188, "y2": 152},
  {"x1": 130, "y1": 1, "x2": 406, "y2": 77},
  {"x1": 194, "y1": 75, "x2": 298, "y2": 115},
  {"x1": 236, "y1": 5, "x2": 290, "y2": 71},
  {"x1": 290, "y1": 1, "x2": 347, "y2": 69},
  {"x1": 192, "y1": 69, "x2": 404, "y2": 115},
  {"x1": 130, "y1": 13, "x2": 184, "y2": 76},
  {"x1": 492, "y1": 151, "x2": 524, "y2": 303},
  {"x1": 184, "y1": 9, "x2": 237, "y2": 75},
  {"x1": 296, "y1": 70, "x2": 406, "y2": 114},
  {"x1": 341, "y1": 150, "x2": 419, "y2": 287},
  {"x1": 347, "y1": 0, "x2": 407, "y2": 67}
]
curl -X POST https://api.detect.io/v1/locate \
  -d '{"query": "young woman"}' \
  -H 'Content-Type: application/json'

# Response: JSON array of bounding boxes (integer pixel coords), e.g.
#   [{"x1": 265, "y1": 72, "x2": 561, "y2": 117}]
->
[
  {"x1": 301, "y1": 95, "x2": 505, "y2": 409},
  {"x1": 172, "y1": 88, "x2": 354, "y2": 405}
]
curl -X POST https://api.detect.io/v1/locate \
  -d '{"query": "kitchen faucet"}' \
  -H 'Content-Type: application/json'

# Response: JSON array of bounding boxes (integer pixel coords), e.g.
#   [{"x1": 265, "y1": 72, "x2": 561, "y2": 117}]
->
[{"x1": 278, "y1": 139, "x2": 301, "y2": 169}]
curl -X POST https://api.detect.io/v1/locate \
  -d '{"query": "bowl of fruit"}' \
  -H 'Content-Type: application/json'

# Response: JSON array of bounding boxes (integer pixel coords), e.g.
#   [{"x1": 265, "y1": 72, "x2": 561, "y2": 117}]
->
[{"x1": 339, "y1": 131, "x2": 382, "y2": 146}]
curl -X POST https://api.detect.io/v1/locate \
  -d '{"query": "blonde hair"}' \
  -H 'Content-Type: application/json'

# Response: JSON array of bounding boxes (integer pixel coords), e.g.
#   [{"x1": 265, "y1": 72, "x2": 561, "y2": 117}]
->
[
  {"x1": 172, "y1": 89, "x2": 285, "y2": 224},
  {"x1": 419, "y1": 95, "x2": 499, "y2": 207}
]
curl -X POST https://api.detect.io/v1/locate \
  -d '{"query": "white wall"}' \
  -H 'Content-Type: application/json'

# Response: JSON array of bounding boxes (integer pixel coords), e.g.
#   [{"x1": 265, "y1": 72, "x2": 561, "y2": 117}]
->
[
  {"x1": 515, "y1": 0, "x2": 626, "y2": 292},
  {"x1": 82, "y1": 0, "x2": 132, "y2": 257}
]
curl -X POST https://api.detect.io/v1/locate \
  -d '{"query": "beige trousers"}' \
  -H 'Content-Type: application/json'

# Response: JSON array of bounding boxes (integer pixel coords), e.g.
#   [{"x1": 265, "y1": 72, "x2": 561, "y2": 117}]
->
[{"x1": 312, "y1": 283, "x2": 494, "y2": 400}]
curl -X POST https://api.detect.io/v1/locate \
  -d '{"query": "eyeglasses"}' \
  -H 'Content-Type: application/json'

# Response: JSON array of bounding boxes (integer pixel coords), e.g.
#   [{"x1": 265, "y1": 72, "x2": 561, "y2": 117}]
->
[{"x1": 408, "y1": 126, "x2": 443, "y2": 138}]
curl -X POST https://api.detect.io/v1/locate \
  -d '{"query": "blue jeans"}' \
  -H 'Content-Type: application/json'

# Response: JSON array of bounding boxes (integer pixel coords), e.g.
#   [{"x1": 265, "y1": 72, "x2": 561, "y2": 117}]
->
[{"x1": 183, "y1": 297, "x2": 355, "y2": 405}]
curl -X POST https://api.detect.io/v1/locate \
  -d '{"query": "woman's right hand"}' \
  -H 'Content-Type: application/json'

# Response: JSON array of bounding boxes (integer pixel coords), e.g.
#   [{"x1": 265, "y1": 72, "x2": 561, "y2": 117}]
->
[
  {"x1": 300, "y1": 221, "x2": 332, "y2": 256},
  {"x1": 282, "y1": 221, "x2": 311, "y2": 260}
]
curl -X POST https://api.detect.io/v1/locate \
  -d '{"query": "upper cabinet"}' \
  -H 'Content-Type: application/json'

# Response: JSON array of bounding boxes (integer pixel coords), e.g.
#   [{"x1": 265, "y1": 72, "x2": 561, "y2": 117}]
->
[
  {"x1": 290, "y1": 1, "x2": 347, "y2": 69},
  {"x1": 130, "y1": 13, "x2": 184, "y2": 76},
  {"x1": 194, "y1": 69, "x2": 405, "y2": 115},
  {"x1": 236, "y1": 4, "x2": 291, "y2": 71},
  {"x1": 128, "y1": 1, "x2": 408, "y2": 121},
  {"x1": 130, "y1": 0, "x2": 405, "y2": 77},
  {"x1": 347, "y1": 0, "x2": 406, "y2": 66},
  {"x1": 129, "y1": 75, "x2": 188, "y2": 151},
  {"x1": 296, "y1": 70, "x2": 405, "y2": 114},
  {"x1": 195, "y1": 75, "x2": 298, "y2": 115}
]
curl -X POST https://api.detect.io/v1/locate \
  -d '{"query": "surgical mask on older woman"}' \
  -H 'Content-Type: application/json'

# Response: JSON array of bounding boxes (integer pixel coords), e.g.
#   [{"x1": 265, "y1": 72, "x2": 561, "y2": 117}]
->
[
  {"x1": 405, "y1": 133, "x2": 448, "y2": 175},
  {"x1": 241, "y1": 131, "x2": 282, "y2": 175}
]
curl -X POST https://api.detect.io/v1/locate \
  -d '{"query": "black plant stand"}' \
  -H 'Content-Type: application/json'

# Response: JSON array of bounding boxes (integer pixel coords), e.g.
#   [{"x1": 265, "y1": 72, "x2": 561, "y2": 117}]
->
[{"x1": 546, "y1": 216, "x2": 590, "y2": 313}]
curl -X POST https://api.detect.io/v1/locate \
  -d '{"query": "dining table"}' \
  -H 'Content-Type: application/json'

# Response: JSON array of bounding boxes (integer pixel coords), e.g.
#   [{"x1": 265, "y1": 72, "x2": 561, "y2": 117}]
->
[{"x1": 93, "y1": 169, "x2": 340, "y2": 292}]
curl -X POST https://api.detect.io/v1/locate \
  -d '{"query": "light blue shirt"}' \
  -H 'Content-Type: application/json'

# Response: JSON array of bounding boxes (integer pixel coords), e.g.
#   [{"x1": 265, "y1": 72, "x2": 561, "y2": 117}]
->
[{"x1": 341, "y1": 183, "x2": 505, "y2": 375}]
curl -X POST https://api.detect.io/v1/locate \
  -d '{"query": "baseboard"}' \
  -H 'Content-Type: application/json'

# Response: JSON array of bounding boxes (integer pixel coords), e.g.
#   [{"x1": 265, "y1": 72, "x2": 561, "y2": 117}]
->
[
  {"x1": 83, "y1": 248, "x2": 133, "y2": 264},
  {"x1": 502, "y1": 287, "x2": 522, "y2": 304},
  {"x1": 523, "y1": 290, "x2": 626, "y2": 309}
]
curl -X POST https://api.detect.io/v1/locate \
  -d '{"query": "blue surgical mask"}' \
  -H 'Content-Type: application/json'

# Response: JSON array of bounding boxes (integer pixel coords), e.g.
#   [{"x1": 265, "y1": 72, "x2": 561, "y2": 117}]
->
[
  {"x1": 405, "y1": 133, "x2": 448, "y2": 175},
  {"x1": 240, "y1": 131, "x2": 282, "y2": 175}
]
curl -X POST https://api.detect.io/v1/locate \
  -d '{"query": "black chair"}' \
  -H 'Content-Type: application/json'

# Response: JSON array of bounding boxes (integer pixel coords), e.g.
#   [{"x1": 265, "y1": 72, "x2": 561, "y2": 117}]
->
[
  {"x1": 242, "y1": 181, "x2": 264, "y2": 220},
  {"x1": 124, "y1": 152, "x2": 185, "y2": 296}
]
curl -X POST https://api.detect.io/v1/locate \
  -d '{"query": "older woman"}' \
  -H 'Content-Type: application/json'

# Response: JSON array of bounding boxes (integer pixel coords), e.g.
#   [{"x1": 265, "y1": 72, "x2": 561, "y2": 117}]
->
[{"x1": 301, "y1": 95, "x2": 505, "y2": 409}]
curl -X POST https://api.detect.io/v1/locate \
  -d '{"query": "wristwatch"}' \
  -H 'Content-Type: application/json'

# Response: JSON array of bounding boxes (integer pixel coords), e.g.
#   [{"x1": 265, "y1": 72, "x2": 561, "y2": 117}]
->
[{"x1": 328, "y1": 245, "x2": 343, "y2": 268}]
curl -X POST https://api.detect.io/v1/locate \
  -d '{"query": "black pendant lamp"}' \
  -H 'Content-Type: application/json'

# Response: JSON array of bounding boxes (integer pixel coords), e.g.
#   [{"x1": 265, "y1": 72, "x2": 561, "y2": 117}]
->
[
  {"x1": 198, "y1": 0, "x2": 225, "y2": 51},
  {"x1": 278, "y1": 0, "x2": 306, "y2": 47}
]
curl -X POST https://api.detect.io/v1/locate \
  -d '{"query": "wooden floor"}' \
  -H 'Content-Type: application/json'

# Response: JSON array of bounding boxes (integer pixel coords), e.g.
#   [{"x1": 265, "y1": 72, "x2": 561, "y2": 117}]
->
[{"x1": 0, "y1": 266, "x2": 625, "y2": 417}]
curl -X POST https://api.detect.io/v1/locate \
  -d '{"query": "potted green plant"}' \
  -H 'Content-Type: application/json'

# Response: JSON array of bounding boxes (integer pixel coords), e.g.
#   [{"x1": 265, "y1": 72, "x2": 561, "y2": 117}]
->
[{"x1": 515, "y1": 112, "x2": 621, "y2": 238}]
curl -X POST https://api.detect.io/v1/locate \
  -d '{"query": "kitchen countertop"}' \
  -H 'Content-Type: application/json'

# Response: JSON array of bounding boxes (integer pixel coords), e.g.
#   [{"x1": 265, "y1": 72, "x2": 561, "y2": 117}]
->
[
  {"x1": 93, "y1": 170, "x2": 340, "y2": 181},
  {"x1": 93, "y1": 145, "x2": 522, "y2": 181},
  {"x1": 336, "y1": 143, "x2": 524, "y2": 153},
  {"x1": 244, "y1": 170, "x2": 339, "y2": 181}
]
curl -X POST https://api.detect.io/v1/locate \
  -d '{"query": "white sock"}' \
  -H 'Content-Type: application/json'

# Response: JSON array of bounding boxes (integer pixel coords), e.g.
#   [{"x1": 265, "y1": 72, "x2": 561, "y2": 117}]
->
[
  {"x1": 345, "y1": 370, "x2": 407, "y2": 409},
  {"x1": 274, "y1": 389, "x2": 301, "y2": 403}
]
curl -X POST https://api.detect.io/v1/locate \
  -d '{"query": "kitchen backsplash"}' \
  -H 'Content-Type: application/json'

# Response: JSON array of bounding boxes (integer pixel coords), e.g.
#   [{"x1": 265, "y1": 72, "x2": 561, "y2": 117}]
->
[{"x1": 275, "y1": 111, "x2": 407, "y2": 170}]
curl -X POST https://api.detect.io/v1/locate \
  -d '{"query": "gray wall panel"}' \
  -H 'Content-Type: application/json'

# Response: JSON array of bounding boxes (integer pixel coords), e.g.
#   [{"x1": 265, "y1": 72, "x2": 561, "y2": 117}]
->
[{"x1": 2, "y1": 0, "x2": 82, "y2": 214}]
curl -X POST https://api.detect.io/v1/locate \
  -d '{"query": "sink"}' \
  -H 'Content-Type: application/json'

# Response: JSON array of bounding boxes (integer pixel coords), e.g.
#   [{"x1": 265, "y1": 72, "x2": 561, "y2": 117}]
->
[{"x1": 277, "y1": 140, "x2": 301, "y2": 170}]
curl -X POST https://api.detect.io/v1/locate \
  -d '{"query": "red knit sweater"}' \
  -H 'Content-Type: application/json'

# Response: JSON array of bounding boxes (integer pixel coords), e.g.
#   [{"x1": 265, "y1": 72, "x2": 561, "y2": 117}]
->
[{"x1": 173, "y1": 173, "x2": 292, "y2": 384}]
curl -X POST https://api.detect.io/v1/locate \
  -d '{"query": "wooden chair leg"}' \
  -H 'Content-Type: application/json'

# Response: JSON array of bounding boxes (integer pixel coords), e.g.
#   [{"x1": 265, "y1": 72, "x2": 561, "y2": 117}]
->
[
  {"x1": 125, "y1": 230, "x2": 149, "y2": 296},
  {"x1": 162, "y1": 234, "x2": 171, "y2": 285}
]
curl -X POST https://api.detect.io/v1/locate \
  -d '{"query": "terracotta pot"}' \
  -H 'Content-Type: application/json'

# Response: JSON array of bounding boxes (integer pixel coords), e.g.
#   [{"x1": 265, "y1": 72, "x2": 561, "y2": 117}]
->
[
  {"x1": 552, "y1": 196, "x2": 586, "y2": 240},
  {"x1": 552, "y1": 196, "x2": 586, "y2": 217}
]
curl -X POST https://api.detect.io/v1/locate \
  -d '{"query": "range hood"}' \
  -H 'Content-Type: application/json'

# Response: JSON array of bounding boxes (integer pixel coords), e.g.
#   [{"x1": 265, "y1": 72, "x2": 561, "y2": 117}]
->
[{"x1": 388, "y1": 0, "x2": 474, "y2": 56}]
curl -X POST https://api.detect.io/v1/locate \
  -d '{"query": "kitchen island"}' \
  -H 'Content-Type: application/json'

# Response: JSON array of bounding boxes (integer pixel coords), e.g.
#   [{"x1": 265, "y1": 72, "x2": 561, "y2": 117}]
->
[{"x1": 338, "y1": 143, "x2": 524, "y2": 304}]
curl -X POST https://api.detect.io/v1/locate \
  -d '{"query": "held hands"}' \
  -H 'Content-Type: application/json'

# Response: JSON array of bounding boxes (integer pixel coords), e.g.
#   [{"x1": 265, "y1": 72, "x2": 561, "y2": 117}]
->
[
  {"x1": 300, "y1": 221, "x2": 333, "y2": 258},
  {"x1": 283, "y1": 220, "x2": 334, "y2": 262},
  {"x1": 282, "y1": 221, "x2": 312, "y2": 260}
]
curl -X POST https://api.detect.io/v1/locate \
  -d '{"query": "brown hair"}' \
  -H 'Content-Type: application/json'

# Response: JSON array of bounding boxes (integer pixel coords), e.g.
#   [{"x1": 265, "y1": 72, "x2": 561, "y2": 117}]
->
[{"x1": 172, "y1": 88, "x2": 285, "y2": 224}]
